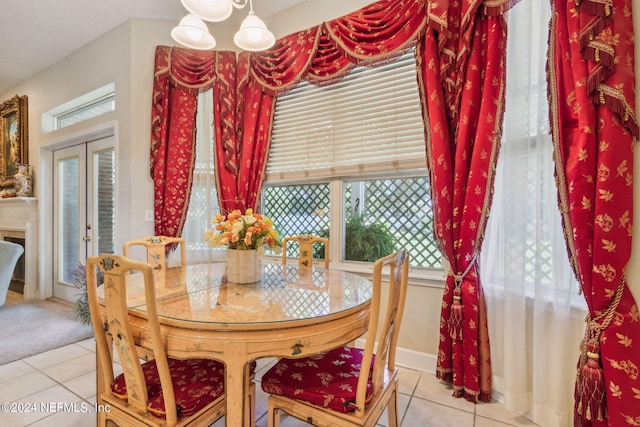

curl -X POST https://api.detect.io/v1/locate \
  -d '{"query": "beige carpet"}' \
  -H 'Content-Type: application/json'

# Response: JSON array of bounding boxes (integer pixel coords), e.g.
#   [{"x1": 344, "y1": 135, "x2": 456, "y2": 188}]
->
[{"x1": 0, "y1": 291, "x2": 94, "y2": 365}]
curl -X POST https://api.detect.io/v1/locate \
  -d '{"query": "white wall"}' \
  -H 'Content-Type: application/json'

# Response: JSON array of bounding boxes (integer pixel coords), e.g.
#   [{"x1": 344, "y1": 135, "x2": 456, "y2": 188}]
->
[{"x1": 626, "y1": 0, "x2": 640, "y2": 304}]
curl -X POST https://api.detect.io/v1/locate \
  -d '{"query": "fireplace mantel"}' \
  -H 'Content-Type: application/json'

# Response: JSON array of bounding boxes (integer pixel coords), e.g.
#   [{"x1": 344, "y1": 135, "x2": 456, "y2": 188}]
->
[{"x1": 0, "y1": 197, "x2": 38, "y2": 300}]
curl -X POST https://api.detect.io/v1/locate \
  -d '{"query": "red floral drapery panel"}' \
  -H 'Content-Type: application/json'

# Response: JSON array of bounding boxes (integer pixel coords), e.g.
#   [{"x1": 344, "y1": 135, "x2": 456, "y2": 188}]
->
[
  {"x1": 547, "y1": 1, "x2": 640, "y2": 426},
  {"x1": 212, "y1": 51, "x2": 242, "y2": 212},
  {"x1": 416, "y1": 0, "x2": 515, "y2": 402},
  {"x1": 151, "y1": 47, "x2": 240, "y2": 233},
  {"x1": 235, "y1": 53, "x2": 275, "y2": 211}
]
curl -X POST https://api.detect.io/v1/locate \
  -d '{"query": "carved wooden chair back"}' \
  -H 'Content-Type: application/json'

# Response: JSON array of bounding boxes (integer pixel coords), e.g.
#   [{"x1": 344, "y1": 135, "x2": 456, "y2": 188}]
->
[
  {"x1": 282, "y1": 235, "x2": 329, "y2": 269},
  {"x1": 123, "y1": 236, "x2": 186, "y2": 284}
]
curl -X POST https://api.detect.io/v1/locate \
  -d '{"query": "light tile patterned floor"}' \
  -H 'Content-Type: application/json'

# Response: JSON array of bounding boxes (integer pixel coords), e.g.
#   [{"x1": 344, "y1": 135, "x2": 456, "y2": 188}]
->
[{"x1": 0, "y1": 337, "x2": 541, "y2": 427}]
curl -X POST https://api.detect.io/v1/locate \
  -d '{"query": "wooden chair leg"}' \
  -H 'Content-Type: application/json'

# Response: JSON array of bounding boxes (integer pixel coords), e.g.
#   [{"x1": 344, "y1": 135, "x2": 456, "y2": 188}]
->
[
  {"x1": 245, "y1": 380, "x2": 256, "y2": 426},
  {"x1": 387, "y1": 386, "x2": 399, "y2": 427},
  {"x1": 268, "y1": 399, "x2": 281, "y2": 427},
  {"x1": 244, "y1": 362, "x2": 257, "y2": 427}
]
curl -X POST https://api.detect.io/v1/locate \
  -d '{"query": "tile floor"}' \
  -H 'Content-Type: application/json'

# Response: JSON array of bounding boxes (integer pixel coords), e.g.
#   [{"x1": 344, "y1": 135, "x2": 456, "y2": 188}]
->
[{"x1": 0, "y1": 336, "x2": 541, "y2": 427}]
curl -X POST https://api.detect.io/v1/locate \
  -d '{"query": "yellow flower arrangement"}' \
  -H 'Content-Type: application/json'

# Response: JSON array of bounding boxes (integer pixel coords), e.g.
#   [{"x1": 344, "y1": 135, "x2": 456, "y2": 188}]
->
[{"x1": 204, "y1": 208, "x2": 283, "y2": 253}]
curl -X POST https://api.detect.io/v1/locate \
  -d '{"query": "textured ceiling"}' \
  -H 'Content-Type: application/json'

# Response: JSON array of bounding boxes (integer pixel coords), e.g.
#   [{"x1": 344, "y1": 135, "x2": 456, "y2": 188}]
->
[{"x1": 0, "y1": 0, "x2": 305, "y2": 95}]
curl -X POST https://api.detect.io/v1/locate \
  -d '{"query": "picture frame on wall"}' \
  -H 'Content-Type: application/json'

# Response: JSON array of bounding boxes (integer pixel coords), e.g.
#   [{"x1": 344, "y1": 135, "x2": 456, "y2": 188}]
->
[{"x1": 0, "y1": 95, "x2": 28, "y2": 188}]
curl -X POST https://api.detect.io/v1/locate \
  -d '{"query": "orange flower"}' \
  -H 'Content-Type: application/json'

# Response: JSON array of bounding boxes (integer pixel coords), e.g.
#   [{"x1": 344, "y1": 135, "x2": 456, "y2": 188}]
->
[{"x1": 244, "y1": 232, "x2": 253, "y2": 246}]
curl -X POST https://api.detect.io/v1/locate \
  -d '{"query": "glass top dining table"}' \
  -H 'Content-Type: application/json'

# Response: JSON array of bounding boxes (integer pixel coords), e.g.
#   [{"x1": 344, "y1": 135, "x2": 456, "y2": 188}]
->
[
  {"x1": 96, "y1": 260, "x2": 373, "y2": 427},
  {"x1": 122, "y1": 261, "x2": 372, "y2": 324}
]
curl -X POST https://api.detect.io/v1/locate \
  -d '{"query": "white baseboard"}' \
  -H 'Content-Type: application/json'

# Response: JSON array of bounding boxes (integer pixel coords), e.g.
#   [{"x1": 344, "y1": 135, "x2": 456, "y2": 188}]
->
[
  {"x1": 396, "y1": 346, "x2": 438, "y2": 374},
  {"x1": 355, "y1": 338, "x2": 437, "y2": 375}
]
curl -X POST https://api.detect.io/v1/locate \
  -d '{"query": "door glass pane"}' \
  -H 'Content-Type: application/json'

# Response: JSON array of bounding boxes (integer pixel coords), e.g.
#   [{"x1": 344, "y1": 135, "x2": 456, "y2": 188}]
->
[
  {"x1": 59, "y1": 157, "x2": 79, "y2": 283},
  {"x1": 93, "y1": 149, "x2": 116, "y2": 254}
]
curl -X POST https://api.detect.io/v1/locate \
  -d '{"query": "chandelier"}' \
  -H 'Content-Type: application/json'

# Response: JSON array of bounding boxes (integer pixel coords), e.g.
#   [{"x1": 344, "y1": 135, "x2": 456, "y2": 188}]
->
[{"x1": 171, "y1": 0, "x2": 275, "y2": 51}]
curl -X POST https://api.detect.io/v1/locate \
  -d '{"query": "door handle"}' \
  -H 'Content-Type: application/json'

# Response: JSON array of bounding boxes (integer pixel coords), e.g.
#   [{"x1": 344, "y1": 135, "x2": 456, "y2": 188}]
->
[{"x1": 84, "y1": 224, "x2": 92, "y2": 241}]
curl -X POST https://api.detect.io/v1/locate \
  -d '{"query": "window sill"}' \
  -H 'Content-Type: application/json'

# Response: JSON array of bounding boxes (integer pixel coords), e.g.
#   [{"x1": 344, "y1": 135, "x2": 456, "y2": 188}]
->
[{"x1": 318, "y1": 259, "x2": 446, "y2": 289}]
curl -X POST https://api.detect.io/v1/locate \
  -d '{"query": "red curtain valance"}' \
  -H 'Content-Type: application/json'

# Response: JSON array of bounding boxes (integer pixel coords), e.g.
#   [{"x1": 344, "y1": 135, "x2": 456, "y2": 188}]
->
[
  {"x1": 153, "y1": 46, "x2": 220, "y2": 93},
  {"x1": 242, "y1": 0, "x2": 428, "y2": 96}
]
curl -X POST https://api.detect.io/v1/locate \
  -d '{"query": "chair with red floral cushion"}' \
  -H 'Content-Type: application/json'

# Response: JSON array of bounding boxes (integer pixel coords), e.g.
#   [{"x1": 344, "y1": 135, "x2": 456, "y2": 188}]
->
[
  {"x1": 262, "y1": 249, "x2": 409, "y2": 427},
  {"x1": 86, "y1": 254, "x2": 229, "y2": 427},
  {"x1": 282, "y1": 235, "x2": 329, "y2": 269}
]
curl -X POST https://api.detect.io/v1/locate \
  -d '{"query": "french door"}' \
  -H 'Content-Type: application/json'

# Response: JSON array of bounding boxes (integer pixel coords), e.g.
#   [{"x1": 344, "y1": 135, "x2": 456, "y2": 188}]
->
[{"x1": 53, "y1": 136, "x2": 116, "y2": 301}]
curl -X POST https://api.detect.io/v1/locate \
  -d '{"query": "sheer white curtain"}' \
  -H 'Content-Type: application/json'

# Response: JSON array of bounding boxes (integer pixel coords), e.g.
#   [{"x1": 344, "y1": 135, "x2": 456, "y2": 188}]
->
[
  {"x1": 179, "y1": 89, "x2": 221, "y2": 263},
  {"x1": 481, "y1": 2, "x2": 587, "y2": 426}
]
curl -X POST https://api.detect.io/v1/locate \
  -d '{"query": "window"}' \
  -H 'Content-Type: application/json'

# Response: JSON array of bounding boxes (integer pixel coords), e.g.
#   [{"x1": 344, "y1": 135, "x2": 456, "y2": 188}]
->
[
  {"x1": 263, "y1": 52, "x2": 442, "y2": 272},
  {"x1": 56, "y1": 94, "x2": 115, "y2": 129},
  {"x1": 480, "y1": 2, "x2": 581, "y2": 302},
  {"x1": 42, "y1": 83, "x2": 115, "y2": 133},
  {"x1": 182, "y1": 89, "x2": 221, "y2": 262}
]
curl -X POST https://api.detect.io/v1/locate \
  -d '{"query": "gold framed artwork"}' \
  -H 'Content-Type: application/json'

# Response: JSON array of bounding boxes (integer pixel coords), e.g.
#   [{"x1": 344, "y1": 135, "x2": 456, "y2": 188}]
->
[{"x1": 0, "y1": 95, "x2": 28, "y2": 188}]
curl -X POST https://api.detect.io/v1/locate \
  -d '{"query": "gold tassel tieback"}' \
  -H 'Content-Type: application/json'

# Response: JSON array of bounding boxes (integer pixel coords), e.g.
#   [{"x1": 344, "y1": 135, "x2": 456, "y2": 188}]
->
[
  {"x1": 447, "y1": 254, "x2": 478, "y2": 341},
  {"x1": 579, "y1": 340, "x2": 606, "y2": 421},
  {"x1": 576, "y1": 275, "x2": 626, "y2": 422}
]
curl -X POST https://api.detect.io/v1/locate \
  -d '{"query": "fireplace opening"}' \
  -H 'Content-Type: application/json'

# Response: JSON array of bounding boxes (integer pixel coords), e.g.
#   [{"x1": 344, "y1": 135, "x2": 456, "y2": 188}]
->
[{"x1": 4, "y1": 237, "x2": 25, "y2": 294}]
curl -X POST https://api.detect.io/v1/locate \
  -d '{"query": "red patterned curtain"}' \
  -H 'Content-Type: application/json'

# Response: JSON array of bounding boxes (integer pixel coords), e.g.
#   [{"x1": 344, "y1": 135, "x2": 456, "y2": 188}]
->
[
  {"x1": 547, "y1": 1, "x2": 640, "y2": 426},
  {"x1": 151, "y1": 47, "x2": 240, "y2": 232},
  {"x1": 212, "y1": 51, "x2": 242, "y2": 212},
  {"x1": 416, "y1": 0, "x2": 516, "y2": 402},
  {"x1": 235, "y1": 55, "x2": 275, "y2": 211}
]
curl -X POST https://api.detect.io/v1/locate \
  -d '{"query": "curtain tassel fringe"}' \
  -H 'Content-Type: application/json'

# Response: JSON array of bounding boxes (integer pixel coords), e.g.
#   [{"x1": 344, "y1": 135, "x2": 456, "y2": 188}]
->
[
  {"x1": 578, "y1": 341, "x2": 607, "y2": 422},
  {"x1": 448, "y1": 288, "x2": 463, "y2": 340}
]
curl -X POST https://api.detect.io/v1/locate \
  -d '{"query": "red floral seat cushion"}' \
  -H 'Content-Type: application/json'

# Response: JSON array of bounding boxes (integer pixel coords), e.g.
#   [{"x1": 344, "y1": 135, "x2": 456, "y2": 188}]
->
[
  {"x1": 261, "y1": 346, "x2": 375, "y2": 413},
  {"x1": 111, "y1": 357, "x2": 225, "y2": 419}
]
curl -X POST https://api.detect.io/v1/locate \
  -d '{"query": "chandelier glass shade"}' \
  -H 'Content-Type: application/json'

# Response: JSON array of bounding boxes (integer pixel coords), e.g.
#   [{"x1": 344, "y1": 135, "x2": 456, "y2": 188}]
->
[
  {"x1": 181, "y1": 0, "x2": 235, "y2": 22},
  {"x1": 172, "y1": 0, "x2": 275, "y2": 51},
  {"x1": 171, "y1": 14, "x2": 217, "y2": 50},
  {"x1": 233, "y1": 11, "x2": 275, "y2": 52}
]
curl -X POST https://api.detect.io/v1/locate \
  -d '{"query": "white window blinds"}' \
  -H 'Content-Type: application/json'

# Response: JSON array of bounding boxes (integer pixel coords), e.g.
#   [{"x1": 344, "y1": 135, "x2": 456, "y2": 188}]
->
[{"x1": 267, "y1": 52, "x2": 426, "y2": 181}]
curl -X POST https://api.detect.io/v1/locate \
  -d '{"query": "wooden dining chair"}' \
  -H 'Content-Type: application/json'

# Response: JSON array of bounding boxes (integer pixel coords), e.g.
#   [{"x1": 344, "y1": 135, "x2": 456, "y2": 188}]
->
[
  {"x1": 261, "y1": 249, "x2": 410, "y2": 427},
  {"x1": 282, "y1": 235, "x2": 329, "y2": 269},
  {"x1": 86, "y1": 254, "x2": 227, "y2": 427},
  {"x1": 123, "y1": 236, "x2": 186, "y2": 270},
  {"x1": 124, "y1": 236, "x2": 186, "y2": 285}
]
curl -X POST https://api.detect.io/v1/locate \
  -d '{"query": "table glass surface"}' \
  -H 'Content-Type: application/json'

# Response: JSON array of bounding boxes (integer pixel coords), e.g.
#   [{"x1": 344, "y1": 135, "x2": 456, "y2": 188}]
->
[{"x1": 107, "y1": 261, "x2": 372, "y2": 325}]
